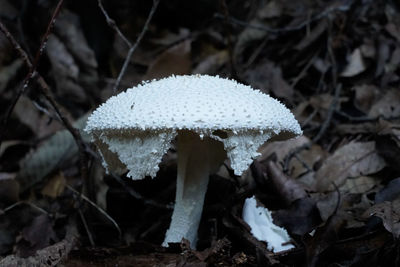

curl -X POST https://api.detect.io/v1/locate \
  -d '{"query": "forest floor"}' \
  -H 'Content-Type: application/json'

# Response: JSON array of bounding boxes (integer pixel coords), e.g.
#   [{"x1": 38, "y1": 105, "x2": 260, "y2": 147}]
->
[{"x1": 0, "y1": 0, "x2": 399, "y2": 266}]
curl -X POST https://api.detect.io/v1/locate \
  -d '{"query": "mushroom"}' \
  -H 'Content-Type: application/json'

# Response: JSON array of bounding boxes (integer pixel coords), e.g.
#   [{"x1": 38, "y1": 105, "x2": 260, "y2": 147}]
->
[
  {"x1": 243, "y1": 196, "x2": 294, "y2": 252},
  {"x1": 84, "y1": 75, "x2": 302, "y2": 248}
]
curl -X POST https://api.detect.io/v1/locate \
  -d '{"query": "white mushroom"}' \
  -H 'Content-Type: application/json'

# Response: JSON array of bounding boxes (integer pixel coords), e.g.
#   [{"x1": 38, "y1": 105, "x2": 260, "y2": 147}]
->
[
  {"x1": 84, "y1": 75, "x2": 302, "y2": 248},
  {"x1": 243, "y1": 196, "x2": 295, "y2": 252}
]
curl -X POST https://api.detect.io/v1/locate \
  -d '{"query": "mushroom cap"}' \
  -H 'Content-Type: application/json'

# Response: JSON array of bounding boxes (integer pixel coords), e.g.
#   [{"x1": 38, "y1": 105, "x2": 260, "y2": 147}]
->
[
  {"x1": 85, "y1": 75, "x2": 302, "y2": 179},
  {"x1": 85, "y1": 75, "x2": 301, "y2": 137}
]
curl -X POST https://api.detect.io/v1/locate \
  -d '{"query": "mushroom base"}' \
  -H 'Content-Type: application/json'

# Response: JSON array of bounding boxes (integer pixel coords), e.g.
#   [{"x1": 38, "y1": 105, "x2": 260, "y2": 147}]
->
[{"x1": 162, "y1": 131, "x2": 225, "y2": 248}]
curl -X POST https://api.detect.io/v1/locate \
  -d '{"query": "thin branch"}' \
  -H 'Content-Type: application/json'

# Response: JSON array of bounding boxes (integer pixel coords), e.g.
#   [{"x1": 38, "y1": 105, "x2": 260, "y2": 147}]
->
[
  {"x1": 110, "y1": 0, "x2": 160, "y2": 94},
  {"x1": 2, "y1": 201, "x2": 49, "y2": 215},
  {"x1": 97, "y1": 0, "x2": 132, "y2": 47},
  {"x1": 219, "y1": 0, "x2": 238, "y2": 79},
  {"x1": 334, "y1": 110, "x2": 400, "y2": 122},
  {"x1": 111, "y1": 172, "x2": 173, "y2": 210},
  {"x1": 31, "y1": 0, "x2": 65, "y2": 75},
  {"x1": 0, "y1": 0, "x2": 64, "y2": 146},
  {"x1": 0, "y1": 1, "x2": 89, "y2": 183},
  {"x1": 312, "y1": 84, "x2": 341, "y2": 143},
  {"x1": 283, "y1": 84, "x2": 341, "y2": 173},
  {"x1": 214, "y1": 0, "x2": 353, "y2": 34},
  {"x1": 67, "y1": 185, "x2": 122, "y2": 239},
  {"x1": 98, "y1": 0, "x2": 160, "y2": 93},
  {"x1": 0, "y1": 22, "x2": 31, "y2": 67},
  {"x1": 282, "y1": 16, "x2": 342, "y2": 173},
  {"x1": 79, "y1": 209, "x2": 95, "y2": 247}
]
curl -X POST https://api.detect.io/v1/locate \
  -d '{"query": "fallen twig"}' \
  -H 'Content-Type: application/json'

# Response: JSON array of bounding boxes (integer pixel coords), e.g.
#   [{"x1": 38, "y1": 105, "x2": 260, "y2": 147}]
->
[
  {"x1": 283, "y1": 24, "x2": 342, "y2": 173},
  {"x1": 97, "y1": 0, "x2": 160, "y2": 94},
  {"x1": 214, "y1": 0, "x2": 353, "y2": 34},
  {"x1": 0, "y1": 0, "x2": 64, "y2": 147},
  {"x1": 0, "y1": 218, "x2": 78, "y2": 267},
  {"x1": 219, "y1": 0, "x2": 238, "y2": 79},
  {"x1": 111, "y1": 172, "x2": 173, "y2": 210},
  {"x1": 67, "y1": 185, "x2": 122, "y2": 240},
  {"x1": 0, "y1": 1, "x2": 89, "y2": 183}
]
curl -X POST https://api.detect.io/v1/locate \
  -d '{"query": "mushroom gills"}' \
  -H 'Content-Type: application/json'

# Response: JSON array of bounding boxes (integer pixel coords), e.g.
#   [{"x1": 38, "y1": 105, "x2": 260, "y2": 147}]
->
[{"x1": 163, "y1": 130, "x2": 226, "y2": 248}]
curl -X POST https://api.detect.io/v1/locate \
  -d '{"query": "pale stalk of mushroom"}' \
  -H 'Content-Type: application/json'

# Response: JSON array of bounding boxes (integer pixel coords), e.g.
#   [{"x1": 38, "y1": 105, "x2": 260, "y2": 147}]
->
[{"x1": 163, "y1": 131, "x2": 225, "y2": 247}]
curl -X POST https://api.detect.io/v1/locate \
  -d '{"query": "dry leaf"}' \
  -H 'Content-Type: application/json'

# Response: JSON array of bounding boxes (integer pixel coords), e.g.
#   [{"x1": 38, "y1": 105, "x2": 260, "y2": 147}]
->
[
  {"x1": 368, "y1": 89, "x2": 400, "y2": 118},
  {"x1": 315, "y1": 141, "x2": 386, "y2": 191},
  {"x1": 266, "y1": 161, "x2": 307, "y2": 205},
  {"x1": 352, "y1": 84, "x2": 379, "y2": 114},
  {"x1": 0, "y1": 173, "x2": 19, "y2": 204},
  {"x1": 273, "y1": 197, "x2": 321, "y2": 236},
  {"x1": 340, "y1": 48, "x2": 366, "y2": 77},
  {"x1": 374, "y1": 177, "x2": 400, "y2": 203},
  {"x1": 245, "y1": 61, "x2": 294, "y2": 102},
  {"x1": 17, "y1": 114, "x2": 90, "y2": 191},
  {"x1": 192, "y1": 50, "x2": 228, "y2": 74},
  {"x1": 144, "y1": 40, "x2": 192, "y2": 80},
  {"x1": 364, "y1": 199, "x2": 400, "y2": 238},
  {"x1": 341, "y1": 176, "x2": 378, "y2": 194},
  {"x1": 258, "y1": 1, "x2": 283, "y2": 19},
  {"x1": 295, "y1": 20, "x2": 327, "y2": 51},
  {"x1": 47, "y1": 35, "x2": 87, "y2": 103},
  {"x1": 290, "y1": 144, "x2": 326, "y2": 179},
  {"x1": 0, "y1": 59, "x2": 22, "y2": 94},
  {"x1": 41, "y1": 173, "x2": 66, "y2": 198},
  {"x1": 16, "y1": 215, "x2": 57, "y2": 257},
  {"x1": 258, "y1": 135, "x2": 309, "y2": 163},
  {"x1": 54, "y1": 10, "x2": 98, "y2": 70}
]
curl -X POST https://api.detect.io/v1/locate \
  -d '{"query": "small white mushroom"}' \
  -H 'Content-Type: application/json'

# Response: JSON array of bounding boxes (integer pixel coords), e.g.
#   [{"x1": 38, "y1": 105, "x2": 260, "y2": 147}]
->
[
  {"x1": 84, "y1": 75, "x2": 302, "y2": 248},
  {"x1": 243, "y1": 196, "x2": 295, "y2": 252}
]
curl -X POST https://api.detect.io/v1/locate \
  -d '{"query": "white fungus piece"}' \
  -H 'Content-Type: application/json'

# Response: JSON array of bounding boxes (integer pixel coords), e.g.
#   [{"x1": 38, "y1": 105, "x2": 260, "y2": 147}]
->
[
  {"x1": 243, "y1": 196, "x2": 295, "y2": 253},
  {"x1": 84, "y1": 74, "x2": 302, "y2": 248}
]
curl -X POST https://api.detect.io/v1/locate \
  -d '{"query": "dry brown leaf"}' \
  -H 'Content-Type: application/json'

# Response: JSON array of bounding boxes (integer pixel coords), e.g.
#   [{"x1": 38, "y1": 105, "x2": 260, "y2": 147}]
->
[
  {"x1": 13, "y1": 96, "x2": 65, "y2": 138},
  {"x1": 258, "y1": 0, "x2": 283, "y2": 19},
  {"x1": 290, "y1": 144, "x2": 326, "y2": 179},
  {"x1": 41, "y1": 173, "x2": 66, "y2": 199},
  {"x1": 17, "y1": 114, "x2": 90, "y2": 192},
  {"x1": 192, "y1": 50, "x2": 228, "y2": 74},
  {"x1": 0, "y1": 140, "x2": 22, "y2": 158},
  {"x1": 16, "y1": 215, "x2": 57, "y2": 258},
  {"x1": 144, "y1": 40, "x2": 192, "y2": 80},
  {"x1": 266, "y1": 161, "x2": 307, "y2": 205},
  {"x1": 340, "y1": 48, "x2": 366, "y2": 77},
  {"x1": 364, "y1": 199, "x2": 400, "y2": 238},
  {"x1": 0, "y1": 173, "x2": 19, "y2": 204},
  {"x1": 352, "y1": 84, "x2": 380, "y2": 114},
  {"x1": 54, "y1": 10, "x2": 98, "y2": 70},
  {"x1": 0, "y1": 59, "x2": 22, "y2": 94},
  {"x1": 245, "y1": 61, "x2": 294, "y2": 102},
  {"x1": 315, "y1": 141, "x2": 386, "y2": 191},
  {"x1": 385, "y1": 23, "x2": 400, "y2": 42},
  {"x1": 294, "y1": 20, "x2": 327, "y2": 51},
  {"x1": 374, "y1": 177, "x2": 400, "y2": 203},
  {"x1": 360, "y1": 38, "x2": 376, "y2": 58},
  {"x1": 376, "y1": 40, "x2": 390, "y2": 77},
  {"x1": 313, "y1": 57, "x2": 331, "y2": 73},
  {"x1": 1, "y1": 223, "x2": 77, "y2": 266},
  {"x1": 368, "y1": 89, "x2": 400, "y2": 118},
  {"x1": 258, "y1": 136, "x2": 325, "y2": 180},
  {"x1": 341, "y1": 176, "x2": 378, "y2": 194},
  {"x1": 273, "y1": 197, "x2": 321, "y2": 236},
  {"x1": 258, "y1": 135, "x2": 309, "y2": 163},
  {"x1": 47, "y1": 35, "x2": 87, "y2": 103}
]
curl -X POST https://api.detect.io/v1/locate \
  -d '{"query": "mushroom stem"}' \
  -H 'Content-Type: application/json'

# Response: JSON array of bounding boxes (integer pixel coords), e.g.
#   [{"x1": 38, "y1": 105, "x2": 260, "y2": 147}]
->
[{"x1": 163, "y1": 131, "x2": 225, "y2": 248}]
